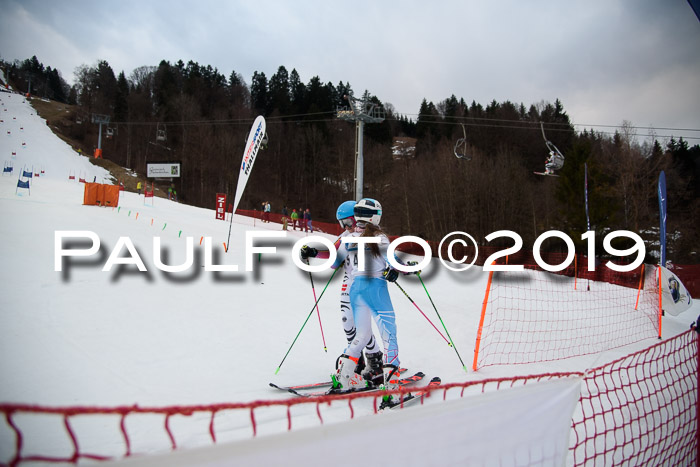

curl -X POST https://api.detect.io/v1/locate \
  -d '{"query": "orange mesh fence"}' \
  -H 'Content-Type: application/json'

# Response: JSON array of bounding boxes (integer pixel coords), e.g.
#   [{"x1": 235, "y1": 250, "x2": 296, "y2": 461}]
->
[{"x1": 473, "y1": 261, "x2": 661, "y2": 369}]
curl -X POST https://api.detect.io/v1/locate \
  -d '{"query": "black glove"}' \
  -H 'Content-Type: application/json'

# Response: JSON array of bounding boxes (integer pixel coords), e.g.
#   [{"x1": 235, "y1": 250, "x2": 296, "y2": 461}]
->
[
  {"x1": 300, "y1": 245, "x2": 318, "y2": 260},
  {"x1": 383, "y1": 266, "x2": 399, "y2": 282},
  {"x1": 404, "y1": 260, "x2": 421, "y2": 276}
]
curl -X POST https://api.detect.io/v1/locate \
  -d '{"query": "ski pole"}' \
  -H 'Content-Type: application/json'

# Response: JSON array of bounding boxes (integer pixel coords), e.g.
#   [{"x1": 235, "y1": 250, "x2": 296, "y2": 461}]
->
[
  {"x1": 417, "y1": 273, "x2": 468, "y2": 373},
  {"x1": 306, "y1": 258, "x2": 327, "y2": 352},
  {"x1": 225, "y1": 207, "x2": 234, "y2": 253},
  {"x1": 393, "y1": 281, "x2": 451, "y2": 347},
  {"x1": 275, "y1": 268, "x2": 338, "y2": 374}
]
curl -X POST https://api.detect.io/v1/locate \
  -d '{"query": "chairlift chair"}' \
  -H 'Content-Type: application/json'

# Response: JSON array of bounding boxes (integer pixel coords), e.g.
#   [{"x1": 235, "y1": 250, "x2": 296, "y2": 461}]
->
[
  {"x1": 156, "y1": 124, "x2": 167, "y2": 142},
  {"x1": 540, "y1": 122, "x2": 565, "y2": 174},
  {"x1": 453, "y1": 124, "x2": 472, "y2": 160},
  {"x1": 106, "y1": 127, "x2": 114, "y2": 139}
]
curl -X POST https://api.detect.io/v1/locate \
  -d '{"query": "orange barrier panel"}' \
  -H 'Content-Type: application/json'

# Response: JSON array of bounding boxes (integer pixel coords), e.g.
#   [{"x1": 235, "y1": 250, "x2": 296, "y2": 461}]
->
[{"x1": 83, "y1": 183, "x2": 119, "y2": 207}]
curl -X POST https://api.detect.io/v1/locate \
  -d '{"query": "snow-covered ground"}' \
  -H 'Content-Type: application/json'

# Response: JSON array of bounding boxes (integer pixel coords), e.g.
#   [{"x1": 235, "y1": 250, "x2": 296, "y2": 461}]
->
[{"x1": 0, "y1": 93, "x2": 697, "y2": 465}]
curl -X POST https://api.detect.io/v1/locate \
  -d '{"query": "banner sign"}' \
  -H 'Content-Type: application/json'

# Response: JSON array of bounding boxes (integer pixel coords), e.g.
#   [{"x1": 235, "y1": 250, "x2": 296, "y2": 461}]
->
[
  {"x1": 232, "y1": 116, "x2": 266, "y2": 216},
  {"x1": 658, "y1": 171, "x2": 667, "y2": 267},
  {"x1": 659, "y1": 265, "x2": 693, "y2": 316},
  {"x1": 147, "y1": 163, "x2": 181, "y2": 178},
  {"x1": 216, "y1": 193, "x2": 227, "y2": 220},
  {"x1": 584, "y1": 162, "x2": 590, "y2": 231}
]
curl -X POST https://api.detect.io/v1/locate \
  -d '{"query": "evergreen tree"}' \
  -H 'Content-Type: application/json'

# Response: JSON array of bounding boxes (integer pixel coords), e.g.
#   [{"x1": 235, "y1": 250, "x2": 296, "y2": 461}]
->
[
  {"x1": 250, "y1": 71, "x2": 268, "y2": 115},
  {"x1": 114, "y1": 71, "x2": 129, "y2": 122},
  {"x1": 289, "y1": 68, "x2": 306, "y2": 113},
  {"x1": 153, "y1": 60, "x2": 180, "y2": 119},
  {"x1": 228, "y1": 69, "x2": 250, "y2": 110},
  {"x1": 268, "y1": 66, "x2": 291, "y2": 115}
]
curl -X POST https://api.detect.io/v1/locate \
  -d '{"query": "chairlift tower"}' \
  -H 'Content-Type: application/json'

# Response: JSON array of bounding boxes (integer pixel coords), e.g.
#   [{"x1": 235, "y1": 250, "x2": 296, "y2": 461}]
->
[
  {"x1": 337, "y1": 92, "x2": 385, "y2": 200},
  {"x1": 91, "y1": 113, "x2": 110, "y2": 158}
]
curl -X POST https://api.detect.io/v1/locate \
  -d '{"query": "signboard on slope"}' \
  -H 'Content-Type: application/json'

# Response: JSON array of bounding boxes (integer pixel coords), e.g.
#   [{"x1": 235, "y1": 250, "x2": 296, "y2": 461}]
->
[
  {"x1": 215, "y1": 193, "x2": 227, "y2": 220},
  {"x1": 147, "y1": 163, "x2": 181, "y2": 179}
]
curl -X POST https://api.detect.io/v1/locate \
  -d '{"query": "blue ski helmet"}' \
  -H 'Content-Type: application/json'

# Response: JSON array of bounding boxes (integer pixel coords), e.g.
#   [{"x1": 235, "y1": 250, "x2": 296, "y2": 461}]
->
[
  {"x1": 336, "y1": 200, "x2": 356, "y2": 229},
  {"x1": 336, "y1": 201, "x2": 356, "y2": 220}
]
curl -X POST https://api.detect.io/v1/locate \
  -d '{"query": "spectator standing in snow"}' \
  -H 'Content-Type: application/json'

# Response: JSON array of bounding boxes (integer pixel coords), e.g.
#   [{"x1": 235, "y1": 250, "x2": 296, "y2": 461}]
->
[
  {"x1": 290, "y1": 209, "x2": 299, "y2": 230},
  {"x1": 300, "y1": 207, "x2": 307, "y2": 231},
  {"x1": 304, "y1": 208, "x2": 313, "y2": 233}
]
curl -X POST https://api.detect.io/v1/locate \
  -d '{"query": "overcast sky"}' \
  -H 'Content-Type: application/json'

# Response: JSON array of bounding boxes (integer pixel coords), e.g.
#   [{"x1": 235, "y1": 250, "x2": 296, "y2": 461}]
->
[{"x1": 1, "y1": 0, "x2": 699, "y2": 142}]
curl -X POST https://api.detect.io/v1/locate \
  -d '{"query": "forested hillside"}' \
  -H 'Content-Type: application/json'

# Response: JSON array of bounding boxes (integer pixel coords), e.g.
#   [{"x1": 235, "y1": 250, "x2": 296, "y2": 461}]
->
[{"x1": 3, "y1": 55, "x2": 699, "y2": 261}]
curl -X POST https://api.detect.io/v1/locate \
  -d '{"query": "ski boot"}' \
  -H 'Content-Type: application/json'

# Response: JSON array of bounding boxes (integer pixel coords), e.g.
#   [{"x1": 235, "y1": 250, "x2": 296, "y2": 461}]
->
[
  {"x1": 335, "y1": 352, "x2": 366, "y2": 376},
  {"x1": 379, "y1": 364, "x2": 402, "y2": 408},
  {"x1": 330, "y1": 354, "x2": 367, "y2": 393},
  {"x1": 360, "y1": 351, "x2": 384, "y2": 387}
]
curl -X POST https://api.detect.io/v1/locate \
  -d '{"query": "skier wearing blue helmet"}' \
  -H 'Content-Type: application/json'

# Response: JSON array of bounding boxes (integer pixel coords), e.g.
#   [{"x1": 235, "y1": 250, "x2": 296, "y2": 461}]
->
[{"x1": 300, "y1": 200, "x2": 383, "y2": 383}]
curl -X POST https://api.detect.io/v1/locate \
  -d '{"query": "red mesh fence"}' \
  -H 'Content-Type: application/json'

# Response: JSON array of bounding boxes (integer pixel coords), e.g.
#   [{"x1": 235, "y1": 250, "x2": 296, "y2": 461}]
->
[
  {"x1": 0, "y1": 372, "x2": 580, "y2": 466},
  {"x1": 473, "y1": 262, "x2": 661, "y2": 369},
  {"x1": 1, "y1": 330, "x2": 696, "y2": 465},
  {"x1": 233, "y1": 208, "x2": 343, "y2": 236},
  {"x1": 668, "y1": 263, "x2": 700, "y2": 298},
  {"x1": 570, "y1": 328, "x2": 698, "y2": 466}
]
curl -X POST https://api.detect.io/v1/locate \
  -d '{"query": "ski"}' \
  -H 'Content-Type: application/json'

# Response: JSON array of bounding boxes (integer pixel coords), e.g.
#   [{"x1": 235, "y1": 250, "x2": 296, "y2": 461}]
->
[
  {"x1": 380, "y1": 376, "x2": 441, "y2": 410},
  {"x1": 269, "y1": 367, "x2": 408, "y2": 397},
  {"x1": 534, "y1": 171, "x2": 559, "y2": 177},
  {"x1": 269, "y1": 380, "x2": 333, "y2": 394},
  {"x1": 325, "y1": 371, "x2": 424, "y2": 397},
  {"x1": 272, "y1": 371, "x2": 424, "y2": 398}
]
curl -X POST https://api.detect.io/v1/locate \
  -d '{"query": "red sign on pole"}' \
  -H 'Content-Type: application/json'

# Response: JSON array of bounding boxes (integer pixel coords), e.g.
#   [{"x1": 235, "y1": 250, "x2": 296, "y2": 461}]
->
[{"x1": 216, "y1": 193, "x2": 227, "y2": 220}]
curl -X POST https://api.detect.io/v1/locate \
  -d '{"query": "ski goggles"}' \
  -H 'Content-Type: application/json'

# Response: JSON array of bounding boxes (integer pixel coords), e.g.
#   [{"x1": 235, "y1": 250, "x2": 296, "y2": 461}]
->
[
  {"x1": 353, "y1": 206, "x2": 380, "y2": 220},
  {"x1": 338, "y1": 217, "x2": 355, "y2": 229}
]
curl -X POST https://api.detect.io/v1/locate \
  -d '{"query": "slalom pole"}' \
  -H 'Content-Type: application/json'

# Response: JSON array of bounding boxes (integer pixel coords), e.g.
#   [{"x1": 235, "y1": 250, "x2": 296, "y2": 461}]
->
[
  {"x1": 306, "y1": 258, "x2": 328, "y2": 352},
  {"x1": 225, "y1": 208, "x2": 234, "y2": 253},
  {"x1": 275, "y1": 268, "x2": 338, "y2": 374},
  {"x1": 416, "y1": 273, "x2": 468, "y2": 373},
  {"x1": 393, "y1": 281, "x2": 451, "y2": 346}
]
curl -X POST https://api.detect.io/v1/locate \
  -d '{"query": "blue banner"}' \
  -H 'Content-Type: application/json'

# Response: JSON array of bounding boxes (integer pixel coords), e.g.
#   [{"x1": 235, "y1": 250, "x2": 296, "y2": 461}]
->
[
  {"x1": 658, "y1": 171, "x2": 667, "y2": 266},
  {"x1": 584, "y1": 163, "x2": 590, "y2": 231}
]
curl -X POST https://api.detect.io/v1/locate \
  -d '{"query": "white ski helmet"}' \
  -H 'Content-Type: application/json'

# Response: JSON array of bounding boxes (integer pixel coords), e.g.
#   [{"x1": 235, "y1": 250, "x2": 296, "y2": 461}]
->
[{"x1": 354, "y1": 198, "x2": 382, "y2": 226}]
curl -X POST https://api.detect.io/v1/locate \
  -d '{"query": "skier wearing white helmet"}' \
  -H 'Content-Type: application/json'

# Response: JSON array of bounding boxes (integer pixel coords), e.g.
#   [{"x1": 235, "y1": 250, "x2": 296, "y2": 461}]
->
[
  {"x1": 300, "y1": 201, "x2": 383, "y2": 383},
  {"x1": 330, "y1": 198, "x2": 403, "y2": 395}
]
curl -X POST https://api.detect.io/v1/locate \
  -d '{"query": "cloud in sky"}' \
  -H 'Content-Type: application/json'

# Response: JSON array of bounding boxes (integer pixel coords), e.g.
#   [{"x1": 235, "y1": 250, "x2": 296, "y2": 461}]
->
[{"x1": 1, "y1": 0, "x2": 699, "y2": 141}]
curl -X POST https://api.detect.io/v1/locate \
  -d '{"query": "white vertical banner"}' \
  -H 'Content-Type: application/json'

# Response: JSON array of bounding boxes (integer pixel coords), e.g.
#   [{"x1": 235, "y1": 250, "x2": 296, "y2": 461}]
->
[{"x1": 232, "y1": 115, "x2": 266, "y2": 216}]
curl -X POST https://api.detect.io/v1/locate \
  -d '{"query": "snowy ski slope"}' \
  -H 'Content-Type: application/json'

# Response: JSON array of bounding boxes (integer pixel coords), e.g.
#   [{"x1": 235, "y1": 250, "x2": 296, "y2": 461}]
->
[{"x1": 0, "y1": 93, "x2": 697, "y2": 464}]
